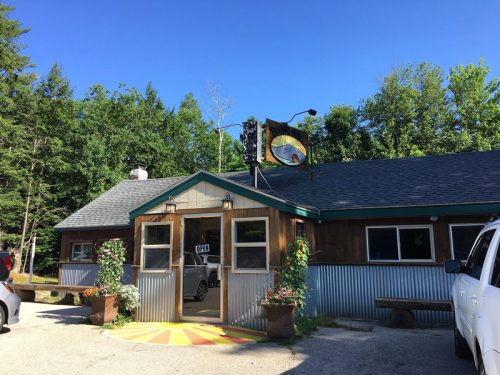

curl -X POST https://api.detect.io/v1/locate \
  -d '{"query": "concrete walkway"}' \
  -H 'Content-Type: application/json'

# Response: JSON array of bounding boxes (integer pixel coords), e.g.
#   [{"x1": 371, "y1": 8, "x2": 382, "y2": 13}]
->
[{"x1": 1, "y1": 302, "x2": 477, "y2": 375}]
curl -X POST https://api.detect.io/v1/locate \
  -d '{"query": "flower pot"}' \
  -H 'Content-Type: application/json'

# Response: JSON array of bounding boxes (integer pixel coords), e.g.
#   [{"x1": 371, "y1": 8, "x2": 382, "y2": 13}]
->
[
  {"x1": 88, "y1": 294, "x2": 120, "y2": 325},
  {"x1": 262, "y1": 303, "x2": 297, "y2": 340}
]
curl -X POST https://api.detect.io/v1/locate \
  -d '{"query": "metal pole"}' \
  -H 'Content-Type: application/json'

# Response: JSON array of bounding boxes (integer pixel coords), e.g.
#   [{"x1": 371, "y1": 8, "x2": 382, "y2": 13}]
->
[{"x1": 28, "y1": 234, "x2": 36, "y2": 284}]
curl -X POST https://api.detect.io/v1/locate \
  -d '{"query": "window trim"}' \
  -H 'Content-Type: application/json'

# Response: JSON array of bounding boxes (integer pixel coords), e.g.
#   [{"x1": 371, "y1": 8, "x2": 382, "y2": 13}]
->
[
  {"x1": 140, "y1": 221, "x2": 173, "y2": 273},
  {"x1": 70, "y1": 242, "x2": 93, "y2": 262},
  {"x1": 366, "y1": 225, "x2": 435, "y2": 263},
  {"x1": 231, "y1": 217, "x2": 269, "y2": 273},
  {"x1": 449, "y1": 223, "x2": 485, "y2": 260},
  {"x1": 295, "y1": 219, "x2": 306, "y2": 239}
]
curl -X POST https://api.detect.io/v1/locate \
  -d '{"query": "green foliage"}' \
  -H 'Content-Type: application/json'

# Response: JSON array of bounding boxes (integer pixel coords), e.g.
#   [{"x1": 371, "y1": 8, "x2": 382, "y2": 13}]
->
[
  {"x1": 95, "y1": 239, "x2": 125, "y2": 295},
  {"x1": 280, "y1": 237, "x2": 311, "y2": 316},
  {"x1": 119, "y1": 284, "x2": 141, "y2": 314},
  {"x1": 99, "y1": 314, "x2": 132, "y2": 330}
]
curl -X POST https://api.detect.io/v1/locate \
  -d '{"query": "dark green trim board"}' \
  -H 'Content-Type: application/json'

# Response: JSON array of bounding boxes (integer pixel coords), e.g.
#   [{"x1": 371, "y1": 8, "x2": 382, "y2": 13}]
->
[
  {"x1": 129, "y1": 171, "x2": 320, "y2": 220},
  {"x1": 54, "y1": 225, "x2": 134, "y2": 232},
  {"x1": 320, "y1": 202, "x2": 500, "y2": 220}
]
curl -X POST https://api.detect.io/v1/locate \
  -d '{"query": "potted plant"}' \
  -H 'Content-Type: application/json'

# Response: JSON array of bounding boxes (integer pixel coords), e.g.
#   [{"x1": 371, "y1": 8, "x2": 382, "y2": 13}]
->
[
  {"x1": 261, "y1": 237, "x2": 311, "y2": 340},
  {"x1": 85, "y1": 238, "x2": 126, "y2": 325}
]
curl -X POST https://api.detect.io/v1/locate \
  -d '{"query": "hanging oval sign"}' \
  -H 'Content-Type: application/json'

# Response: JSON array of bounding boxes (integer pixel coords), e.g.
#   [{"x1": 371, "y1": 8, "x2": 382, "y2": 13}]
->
[{"x1": 270, "y1": 135, "x2": 307, "y2": 166}]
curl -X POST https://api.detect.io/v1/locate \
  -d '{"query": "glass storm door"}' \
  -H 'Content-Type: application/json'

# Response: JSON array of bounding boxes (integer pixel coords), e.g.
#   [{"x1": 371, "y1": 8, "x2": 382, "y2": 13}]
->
[{"x1": 181, "y1": 214, "x2": 222, "y2": 321}]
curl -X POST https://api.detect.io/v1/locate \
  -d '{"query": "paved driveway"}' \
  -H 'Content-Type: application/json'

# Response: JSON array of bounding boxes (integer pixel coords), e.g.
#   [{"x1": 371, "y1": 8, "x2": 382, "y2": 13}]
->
[{"x1": 1, "y1": 303, "x2": 477, "y2": 375}]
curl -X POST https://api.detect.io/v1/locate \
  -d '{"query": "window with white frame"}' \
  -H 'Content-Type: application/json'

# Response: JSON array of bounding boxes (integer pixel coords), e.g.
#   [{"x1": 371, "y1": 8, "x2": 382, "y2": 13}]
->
[
  {"x1": 366, "y1": 225, "x2": 434, "y2": 262},
  {"x1": 449, "y1": 224, "x2": 485, "y2": 261},
  {"x1": 232, "y1": 217, "x2": 269, "y2": 272},
  {"x1": 141, "y1": 222, "x2": 173, "y2": 272},
  {"x1": 71, "y1": 243, "x2": 92, "y2": 262}
]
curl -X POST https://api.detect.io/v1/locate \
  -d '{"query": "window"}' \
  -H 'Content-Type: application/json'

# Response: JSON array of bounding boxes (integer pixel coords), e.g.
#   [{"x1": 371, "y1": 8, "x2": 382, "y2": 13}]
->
[
  {"x1": 366, "y1": 226, "x2": 434, "y2": 262},
  {"x1": 491, "y1": 241, "x2": 500, "y2": 288},
  {"x1": 232, "y1": 217, "x2": 269, "y2": 272},
  {"x1": 141, "y1": 222, "x2": 173, "y2": 272},
  {"x1": 465, "y1": 229, "x2": 496, "y2": 280},
  {"x1": 449, "y1": 224, "x2": 485, "y2": 260},
  {"x1": 296, "y1": 221, "x2": 305, "y2": 238},
  {"x1": 71, "y1": 243, "x2": 92, "y2": 262}
]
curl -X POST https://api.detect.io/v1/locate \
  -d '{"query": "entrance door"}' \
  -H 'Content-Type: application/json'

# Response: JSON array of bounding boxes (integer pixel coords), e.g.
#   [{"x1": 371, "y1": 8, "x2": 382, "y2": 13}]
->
[{"x1": 181, "y1": 214, "x2": 222, "y2": 321}]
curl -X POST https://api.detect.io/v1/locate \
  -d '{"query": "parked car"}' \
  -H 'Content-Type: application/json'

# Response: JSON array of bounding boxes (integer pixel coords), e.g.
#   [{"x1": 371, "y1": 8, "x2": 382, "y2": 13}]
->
[
  {"x1": 183, "y1": 252, "x2": 208, "y2": 302},
  {"x1": 200, "y1": 254, "x2": 221, "y2": 288},
  {"x1": 0, "y1": 252, "x2": 21, "y2": 331},
  {"x1": 445, "y1": 220, "x2": 500, "y2": 375}
]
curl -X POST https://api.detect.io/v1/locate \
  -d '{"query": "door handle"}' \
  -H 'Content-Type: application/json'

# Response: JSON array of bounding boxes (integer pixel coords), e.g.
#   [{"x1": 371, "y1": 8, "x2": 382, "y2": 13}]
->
[
  {"x1": 217, "y1": 264, "x2": 222, "y2": 281},
  {"x1": 471, "y1": 297, "x2": 477, "y2": 305}
]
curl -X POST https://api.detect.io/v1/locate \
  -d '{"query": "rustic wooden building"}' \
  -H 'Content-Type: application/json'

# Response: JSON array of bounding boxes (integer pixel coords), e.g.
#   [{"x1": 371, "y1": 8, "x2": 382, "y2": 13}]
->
[{"x1": 55, "y1": 150, "x2": 500, "y2": 327}]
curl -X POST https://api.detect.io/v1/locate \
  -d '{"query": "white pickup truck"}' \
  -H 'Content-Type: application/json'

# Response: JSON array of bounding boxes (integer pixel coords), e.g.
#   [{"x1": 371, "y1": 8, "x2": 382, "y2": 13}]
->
[{"x1": 446, "y1": 220, "x2": 500, "y2": 375}]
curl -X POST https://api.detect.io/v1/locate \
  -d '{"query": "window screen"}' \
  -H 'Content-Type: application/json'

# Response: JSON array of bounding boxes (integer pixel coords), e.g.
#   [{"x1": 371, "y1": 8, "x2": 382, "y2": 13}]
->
[
  {"x1": 367, "y1": 226, "x2": 434, "y2": 261},
  {"x1": 367, "y1": 228, "x2": 398, "y2": 260}
]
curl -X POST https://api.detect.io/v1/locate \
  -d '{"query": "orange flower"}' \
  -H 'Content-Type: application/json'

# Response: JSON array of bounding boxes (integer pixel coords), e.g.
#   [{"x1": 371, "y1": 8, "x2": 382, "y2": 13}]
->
[
  {"x1": 304, "y1": 286, "x2": 307, "y2": 290},
  {"x1": 300, "y1": 241, "x2": 303, "y2": 246},
  {"x1": 298, "y1": 249, "x2": 302, "y2": 254},
  {"x1": 297, "y1": 257, "x2": 300, "y2": 261},
  {"x1": 302, "y1": 264, "x2": 306, "y2": 267},
  {"x1": 300, "y1": 276, "x2": 303, "y2": 279}
]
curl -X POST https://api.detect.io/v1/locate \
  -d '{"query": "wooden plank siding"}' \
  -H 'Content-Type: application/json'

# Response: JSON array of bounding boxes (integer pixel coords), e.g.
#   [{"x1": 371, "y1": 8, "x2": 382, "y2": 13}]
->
[
  {"x1": 313, "y1": 214, "x2": 490, "y2": 265},
  {"x1": 60, "y1": 228, "x2": 135, "y2": 264}
]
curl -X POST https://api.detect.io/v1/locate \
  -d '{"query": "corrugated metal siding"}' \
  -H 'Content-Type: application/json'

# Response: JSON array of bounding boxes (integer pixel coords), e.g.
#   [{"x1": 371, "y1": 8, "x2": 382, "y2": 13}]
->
[
  {"x1": 60, "y1": 264, "x2": 133, "y2": 286},
  {"x1": 136, "y1": 270, "x2": 176, "y2": 322},
  {"x1": 304, "y1": 265, "x2": 459, "y2": 324},
  {"x1": 228, "y1": 270, "x2": 274, "y2": 330}
]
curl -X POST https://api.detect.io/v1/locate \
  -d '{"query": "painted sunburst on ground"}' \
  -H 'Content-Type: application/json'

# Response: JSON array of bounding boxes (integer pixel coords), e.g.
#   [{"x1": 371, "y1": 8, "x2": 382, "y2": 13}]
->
[{"x1": 103, "y1": 322, "x2": 267, "y2": 346}]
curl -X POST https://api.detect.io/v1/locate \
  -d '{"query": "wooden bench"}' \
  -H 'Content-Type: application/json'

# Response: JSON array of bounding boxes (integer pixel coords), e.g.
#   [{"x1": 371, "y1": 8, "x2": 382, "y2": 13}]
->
[
  {"x1": 375, "y1": 297, "x2": 452, "y2": 328},
  {"x1": 13, "y1": 283, "x2": 93, "y2": 303}
]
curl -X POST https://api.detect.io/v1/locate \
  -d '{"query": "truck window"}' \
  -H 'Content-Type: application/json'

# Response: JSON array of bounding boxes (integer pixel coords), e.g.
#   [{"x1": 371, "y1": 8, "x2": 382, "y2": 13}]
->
[
  {"x1": 491, "y1": 243, "x2": 500, "y2": 288},
  {"x1": 466, "y1": 229, "x2": 496, "y2": 280}
]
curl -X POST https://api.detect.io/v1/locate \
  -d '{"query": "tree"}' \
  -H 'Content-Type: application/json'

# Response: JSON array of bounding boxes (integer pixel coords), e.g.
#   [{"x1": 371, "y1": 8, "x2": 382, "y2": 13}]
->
[
  {"x1": 360, "y1": 63, "x2": 418, "y2": 158},
  {"x1": 446, "y1": 59, "x2": 500, "y2": 152},
  {"x1": 0, "y1": 4, "x2": 37, "y2": 272},
  {"x1": 201, "y1": 81, "x2": 236, "y2": 173}
]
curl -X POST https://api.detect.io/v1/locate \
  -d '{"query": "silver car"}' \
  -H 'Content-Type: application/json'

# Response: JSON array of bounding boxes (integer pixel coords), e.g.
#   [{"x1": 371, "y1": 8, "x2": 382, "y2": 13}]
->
[
  {"x1": 183, "y1": 252, "x2": 208, "y2": 301},
  {"x1": 0, "y1": 278, "x2": 21, "y2": 331}
]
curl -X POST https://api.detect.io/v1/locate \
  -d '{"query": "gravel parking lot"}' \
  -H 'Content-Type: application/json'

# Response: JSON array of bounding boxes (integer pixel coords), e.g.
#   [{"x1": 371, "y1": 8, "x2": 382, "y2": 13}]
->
[{"x1": 1, "y1": 302, "x2": 477, "y2": 375}]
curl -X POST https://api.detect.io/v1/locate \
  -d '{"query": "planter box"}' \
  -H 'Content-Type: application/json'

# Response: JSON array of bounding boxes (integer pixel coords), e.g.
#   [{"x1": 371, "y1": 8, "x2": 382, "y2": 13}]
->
[
  {"x1": 88, "y1": 294, "x2": 120, "y2": 325},
  {"x1": 262, "y1": 303, "x2": 297, "y2": 340}
]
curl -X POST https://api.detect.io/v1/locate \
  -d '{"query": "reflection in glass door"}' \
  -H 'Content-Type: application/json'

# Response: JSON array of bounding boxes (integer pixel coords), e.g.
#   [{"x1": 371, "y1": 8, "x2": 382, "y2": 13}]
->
[{"x1": 182, "y1": 215, "x2": 222, "y2": 320}]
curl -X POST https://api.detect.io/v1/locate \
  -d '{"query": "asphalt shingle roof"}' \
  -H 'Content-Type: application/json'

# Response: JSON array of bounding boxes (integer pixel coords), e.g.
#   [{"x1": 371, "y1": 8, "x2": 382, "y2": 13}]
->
[
  {"x1": 223, "y1": 150, "x2": 500, "y2": 210},
  {"x1": 55, "y1": 150, "x2": 500, "y2": 229},
  {"x1": 55, "y1": 177, "x2": 185, "y2": 229}
]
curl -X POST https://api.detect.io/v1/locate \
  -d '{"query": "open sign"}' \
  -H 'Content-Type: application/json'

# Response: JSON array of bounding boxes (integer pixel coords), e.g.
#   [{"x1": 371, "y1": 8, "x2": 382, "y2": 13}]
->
[{"x1": 195, "y1": 244, "x2": 210, "y2": 254}]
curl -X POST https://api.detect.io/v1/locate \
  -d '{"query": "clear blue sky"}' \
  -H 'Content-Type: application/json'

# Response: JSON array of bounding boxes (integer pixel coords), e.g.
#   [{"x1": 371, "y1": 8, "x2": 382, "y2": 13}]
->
[{"x1": 8, "y1": 0, "x2": 500, "y2": 138}]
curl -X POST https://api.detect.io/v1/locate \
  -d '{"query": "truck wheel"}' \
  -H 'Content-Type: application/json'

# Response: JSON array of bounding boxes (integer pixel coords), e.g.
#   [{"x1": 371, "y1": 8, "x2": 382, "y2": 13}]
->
[
  {"x1": 0, "y1": 305, "x2": 5, "y2": 331},
  {"x1": 454, "y1": 317, "x2": 472, "y2": 359},
  {"x1": 194, "y1": 282, "x2": 207, "y2": 302}
]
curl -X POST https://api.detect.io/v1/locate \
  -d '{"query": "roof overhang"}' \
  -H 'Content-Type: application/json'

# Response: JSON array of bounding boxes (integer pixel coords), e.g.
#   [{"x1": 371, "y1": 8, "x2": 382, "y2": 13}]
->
[{"x1": 129, "y1": 170, "x2": 320, "y2": 220}]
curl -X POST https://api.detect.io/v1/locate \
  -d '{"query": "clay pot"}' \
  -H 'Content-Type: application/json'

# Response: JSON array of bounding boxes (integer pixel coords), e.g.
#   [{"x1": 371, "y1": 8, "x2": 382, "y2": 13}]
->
[
  {"x1": 262, "y1": 303, "x2": 297, "y2": 340},
  {"x1": 88, "y1": 294, "x2": 120, "y2": 325}
]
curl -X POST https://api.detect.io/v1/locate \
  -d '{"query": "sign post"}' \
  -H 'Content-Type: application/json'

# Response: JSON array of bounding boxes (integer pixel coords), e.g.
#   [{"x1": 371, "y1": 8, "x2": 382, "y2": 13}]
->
[{"x1": 28, "y1": 234, "x2": 36, "y2": 284}]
